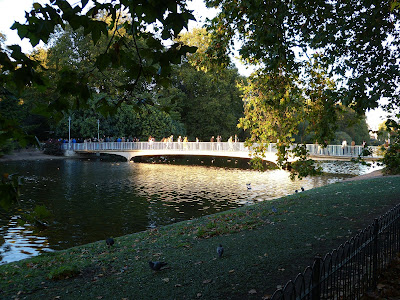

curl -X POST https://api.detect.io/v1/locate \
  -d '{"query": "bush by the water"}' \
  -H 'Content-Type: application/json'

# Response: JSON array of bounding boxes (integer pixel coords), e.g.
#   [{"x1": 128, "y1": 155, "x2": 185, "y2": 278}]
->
[
  {"x1": 0, "y1": 139, "x2": 16, "y2": 157},
  {"x1": 43, "y1": 141, "x2": 64, "y2": 156}
]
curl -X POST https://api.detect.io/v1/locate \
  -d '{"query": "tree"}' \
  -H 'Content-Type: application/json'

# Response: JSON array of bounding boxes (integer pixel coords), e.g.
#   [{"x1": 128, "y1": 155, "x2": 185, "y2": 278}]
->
[
  {"x1": 1, "y1": 0, "x2": 197, "y2": 143},
  {"x1": 155, "y1": 28, "x2": 245, "y2": 141},
  {"x1": 53, "y1": 101, "x2": 186, "y2": 140},
  {"x1": 377, "y1": 120, "x2": 390, "y2": 144},
  {"x1": 205, "y1": 0, "x2": 400, "y2": 175},
  {"x1": 380, "y1": 118, "x2": 400, "y2": 174},
  {"x1": 0, "y1": 0, "x2": 197, "y2": 212},
  {"x1": 332, "y1": 107, "x2": 370, "y2": 145}
]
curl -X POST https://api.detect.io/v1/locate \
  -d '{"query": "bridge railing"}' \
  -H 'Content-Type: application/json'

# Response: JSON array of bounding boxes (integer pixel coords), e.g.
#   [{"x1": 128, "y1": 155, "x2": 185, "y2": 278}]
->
[
  {"x1": 62, "y1": 141, "x2": 253, "y2": 152},
  {"x1": 61, "y1": 142, "x2": 381, "y2": 158},
  {"x1": 305, "y1": 144, "x2": 381, "y2": 157}
]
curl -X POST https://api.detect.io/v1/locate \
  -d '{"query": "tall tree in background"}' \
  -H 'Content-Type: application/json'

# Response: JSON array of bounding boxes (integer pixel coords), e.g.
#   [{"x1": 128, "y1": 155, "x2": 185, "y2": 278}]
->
[
  {"x1": 41, "y1": 26, "x2": 241, "y2": 140},
  {"x1": 1, "y1": 0, "x2": 197, "y2": 141},
  {"x1": 156, "y1": 28, "x2": 245, "y2": 140}
]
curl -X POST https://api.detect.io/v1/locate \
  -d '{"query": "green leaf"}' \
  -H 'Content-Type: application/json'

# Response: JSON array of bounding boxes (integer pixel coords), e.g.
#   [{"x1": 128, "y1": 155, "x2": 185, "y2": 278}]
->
[
  {"x1": 33, "y1": 2, "x2": 42, "y2": 10},
  {"x1": 11, "y1": 22, "x2": 28, "y2": 39},
  {"x1": 95, "y1": 53, "x2": 111, "y2": 71}
]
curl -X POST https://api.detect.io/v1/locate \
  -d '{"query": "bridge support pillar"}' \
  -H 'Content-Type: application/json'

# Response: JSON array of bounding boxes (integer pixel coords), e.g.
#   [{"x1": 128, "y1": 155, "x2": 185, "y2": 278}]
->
[
  {"x1": 64, "y1": 150, "x2": 76, "y2": 157},
  {"x1": 112, "y1": 152, "x2": 135, "y2": 162}
]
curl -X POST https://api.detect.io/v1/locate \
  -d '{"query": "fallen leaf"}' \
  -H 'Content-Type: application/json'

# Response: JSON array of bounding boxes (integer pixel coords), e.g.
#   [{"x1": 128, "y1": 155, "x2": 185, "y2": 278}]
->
[
  {"x1": 229, "y1": 269, "x2": 235, "y2": 273},
  {"x1": 278, "y1": 268, "x2": 285, "y2": 271},
  {"x1": 196, "y1": 293, "x2": 202, "y2": 298},
  {"x1": 175, "y1": 284, "x2": 182, "y2": 287},
  {"x1": 203, "y1": 279, "x2": 212, "y2": 284},
  {"x1": 162, "y1": 278, "x2": 170, "y2": 283},
  {"x1": 248, "y1": 289, "x2": 257, "y2": 294}
]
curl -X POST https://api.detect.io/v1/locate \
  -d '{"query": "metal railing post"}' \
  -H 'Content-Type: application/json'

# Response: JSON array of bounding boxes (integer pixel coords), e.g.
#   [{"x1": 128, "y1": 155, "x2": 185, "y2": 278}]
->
[
  {"x1": 312, "y1": 256, "x2": 321, "y2": 300},
  {"x1": 373, "y1": 218, "x2": 379, "y2": 286}
]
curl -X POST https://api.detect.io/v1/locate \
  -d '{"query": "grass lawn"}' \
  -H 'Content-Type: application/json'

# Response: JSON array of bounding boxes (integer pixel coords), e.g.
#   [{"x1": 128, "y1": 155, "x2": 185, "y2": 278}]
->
[{"x1": 1, "y1": 176, "x2": 400, "y2": 300}]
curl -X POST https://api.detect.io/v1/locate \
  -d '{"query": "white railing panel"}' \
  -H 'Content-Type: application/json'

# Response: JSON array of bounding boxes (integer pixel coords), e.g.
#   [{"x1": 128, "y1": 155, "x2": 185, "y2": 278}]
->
[{"x1": 61, "y1": 142, "x2": 382, "y2": 158}]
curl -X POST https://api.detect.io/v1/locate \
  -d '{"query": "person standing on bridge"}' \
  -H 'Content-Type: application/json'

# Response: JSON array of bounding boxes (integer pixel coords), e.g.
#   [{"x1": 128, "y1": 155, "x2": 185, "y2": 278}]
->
[
  {"x1": 217, "y1": 135, "x2": 222, "y2": 151},
  {"x1": 234, "y1": 134, "x2": 239, "y2": 150},
  {"x1": 183, "y1": 137, "x2": 188, "y2": 151},
  {"x1": 228, "y1": 136, "x2": 233, "y2": 151},
  {"x1": 177, "y1": 136, "x2": 182, "y2": 150},
  {"x1": 341, "y1": 139, "x2": 347, "y2": 155},
  {"x1": 351, "y1": 140, "x2": 355, "y2": 155},
  {"x1": 210, "y1": 136, "x2": 215, "y2": 150},
  {"x1": 148, "y1": 136, "x2": 154, "y2": 149}
]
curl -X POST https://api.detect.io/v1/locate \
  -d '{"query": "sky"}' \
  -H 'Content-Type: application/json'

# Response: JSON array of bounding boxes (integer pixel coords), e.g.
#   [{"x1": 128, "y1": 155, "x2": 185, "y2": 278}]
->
[{"x1": 0, "y1": 0, "x2": 388, "y2": 131}]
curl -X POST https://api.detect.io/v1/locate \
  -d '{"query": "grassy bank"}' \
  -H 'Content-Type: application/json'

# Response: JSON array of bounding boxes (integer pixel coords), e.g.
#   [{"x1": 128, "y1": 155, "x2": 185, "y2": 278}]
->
[{"x1": 1, "y1": 176, "x2": 400, "y2": 299}]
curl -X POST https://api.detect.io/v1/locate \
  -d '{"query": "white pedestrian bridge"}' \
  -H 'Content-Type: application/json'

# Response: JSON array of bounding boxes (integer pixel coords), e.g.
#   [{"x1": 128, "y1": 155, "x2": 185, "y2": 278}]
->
[{"x1": 62, "y1": 142, "x2": 381, "y2": 164}]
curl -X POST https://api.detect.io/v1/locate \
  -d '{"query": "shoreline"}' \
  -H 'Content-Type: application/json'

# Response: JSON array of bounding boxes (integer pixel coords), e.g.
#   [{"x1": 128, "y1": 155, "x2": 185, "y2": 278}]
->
[{"x1": 0, "y1": 149, "x2": 67, "y2": 162}]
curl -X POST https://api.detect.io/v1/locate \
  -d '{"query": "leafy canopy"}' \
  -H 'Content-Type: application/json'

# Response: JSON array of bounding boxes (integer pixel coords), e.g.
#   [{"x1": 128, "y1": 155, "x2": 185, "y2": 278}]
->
[
  {"x1": 206, "y1": 0, "x2": 400, "y2": 176},
  {"x1": 2, "y1": 0, "x2": 197, "y2": 117}
]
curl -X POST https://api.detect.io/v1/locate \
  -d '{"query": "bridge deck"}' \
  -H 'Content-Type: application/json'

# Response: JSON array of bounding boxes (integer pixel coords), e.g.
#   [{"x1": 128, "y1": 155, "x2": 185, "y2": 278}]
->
[{"x1": 62, "y1": 142, "x2": 381, "y2": 163}]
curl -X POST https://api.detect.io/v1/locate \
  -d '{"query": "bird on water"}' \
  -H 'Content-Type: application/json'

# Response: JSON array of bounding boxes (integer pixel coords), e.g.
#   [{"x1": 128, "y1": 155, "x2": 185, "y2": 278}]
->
[
  {"x1": 217, "y1": 244, "x2": 224, "y2": 258},
  {"x1": 149, "y1": 261, "x2": 168, "y2": 271}
]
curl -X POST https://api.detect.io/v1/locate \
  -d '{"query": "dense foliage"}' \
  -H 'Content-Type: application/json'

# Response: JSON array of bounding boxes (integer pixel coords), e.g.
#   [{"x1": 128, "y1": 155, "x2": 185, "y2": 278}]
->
[
  {"x1": 157, "y1": 28, "x2": 245, "y2": 141},
  {"x1": 380, "y1": 119, "x2": 400, "y2": 175},
  {"x1": 205, "y1": 0, "x2": 400, "y2": 175},
  {"x1": 26, "y1": 25, "x2": 243, "y2": 141}
]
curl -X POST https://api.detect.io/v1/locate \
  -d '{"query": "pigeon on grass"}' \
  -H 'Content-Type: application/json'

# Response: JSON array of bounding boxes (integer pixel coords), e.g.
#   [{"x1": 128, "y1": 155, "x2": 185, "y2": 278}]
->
[
  {"x1": 149, "y1": 261, "x2": 168, "y2": 271},
  {"x1": 106, "y1": 238, "x2": 114, "y2": 247},
  {"x1": 217, "y1": 244, "x2": 224, "y2": 258}
]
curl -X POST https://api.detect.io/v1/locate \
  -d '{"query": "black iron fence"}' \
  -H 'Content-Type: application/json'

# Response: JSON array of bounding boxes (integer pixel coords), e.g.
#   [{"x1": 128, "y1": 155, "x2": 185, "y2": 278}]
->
[{"x1": 271, "y1": 202, "x2": 400, "y2": 300}]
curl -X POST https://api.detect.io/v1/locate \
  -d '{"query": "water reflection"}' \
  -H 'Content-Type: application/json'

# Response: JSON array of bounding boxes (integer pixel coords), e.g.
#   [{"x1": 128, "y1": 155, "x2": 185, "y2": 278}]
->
[
  {"x1": 0, "y1": 216, "x2": 52, "y2": 264},
  {"x1": 0, "y1": 158, "x2": 381, "y2": 264}
]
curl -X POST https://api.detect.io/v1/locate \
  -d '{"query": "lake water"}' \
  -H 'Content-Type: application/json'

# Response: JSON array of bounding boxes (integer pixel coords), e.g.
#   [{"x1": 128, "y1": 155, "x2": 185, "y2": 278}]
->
[{"x1": 0, "y1": 156, "x2": 381, "y2": 264}]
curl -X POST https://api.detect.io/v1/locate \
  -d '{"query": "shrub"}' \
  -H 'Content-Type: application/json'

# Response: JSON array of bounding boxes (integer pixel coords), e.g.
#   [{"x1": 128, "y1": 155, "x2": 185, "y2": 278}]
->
[
  {"x1": 380, "y1": 119, "x2": 400, "y2": 175},
  {"x1": 43, "y1": 141, "x2": 64, "y2": 156}
]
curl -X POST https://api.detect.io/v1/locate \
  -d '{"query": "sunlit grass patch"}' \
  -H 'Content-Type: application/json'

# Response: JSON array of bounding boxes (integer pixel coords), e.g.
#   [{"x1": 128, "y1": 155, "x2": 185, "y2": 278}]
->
[{"x1": 193, "y1": 210, "x2": 267, "y2": 238}]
